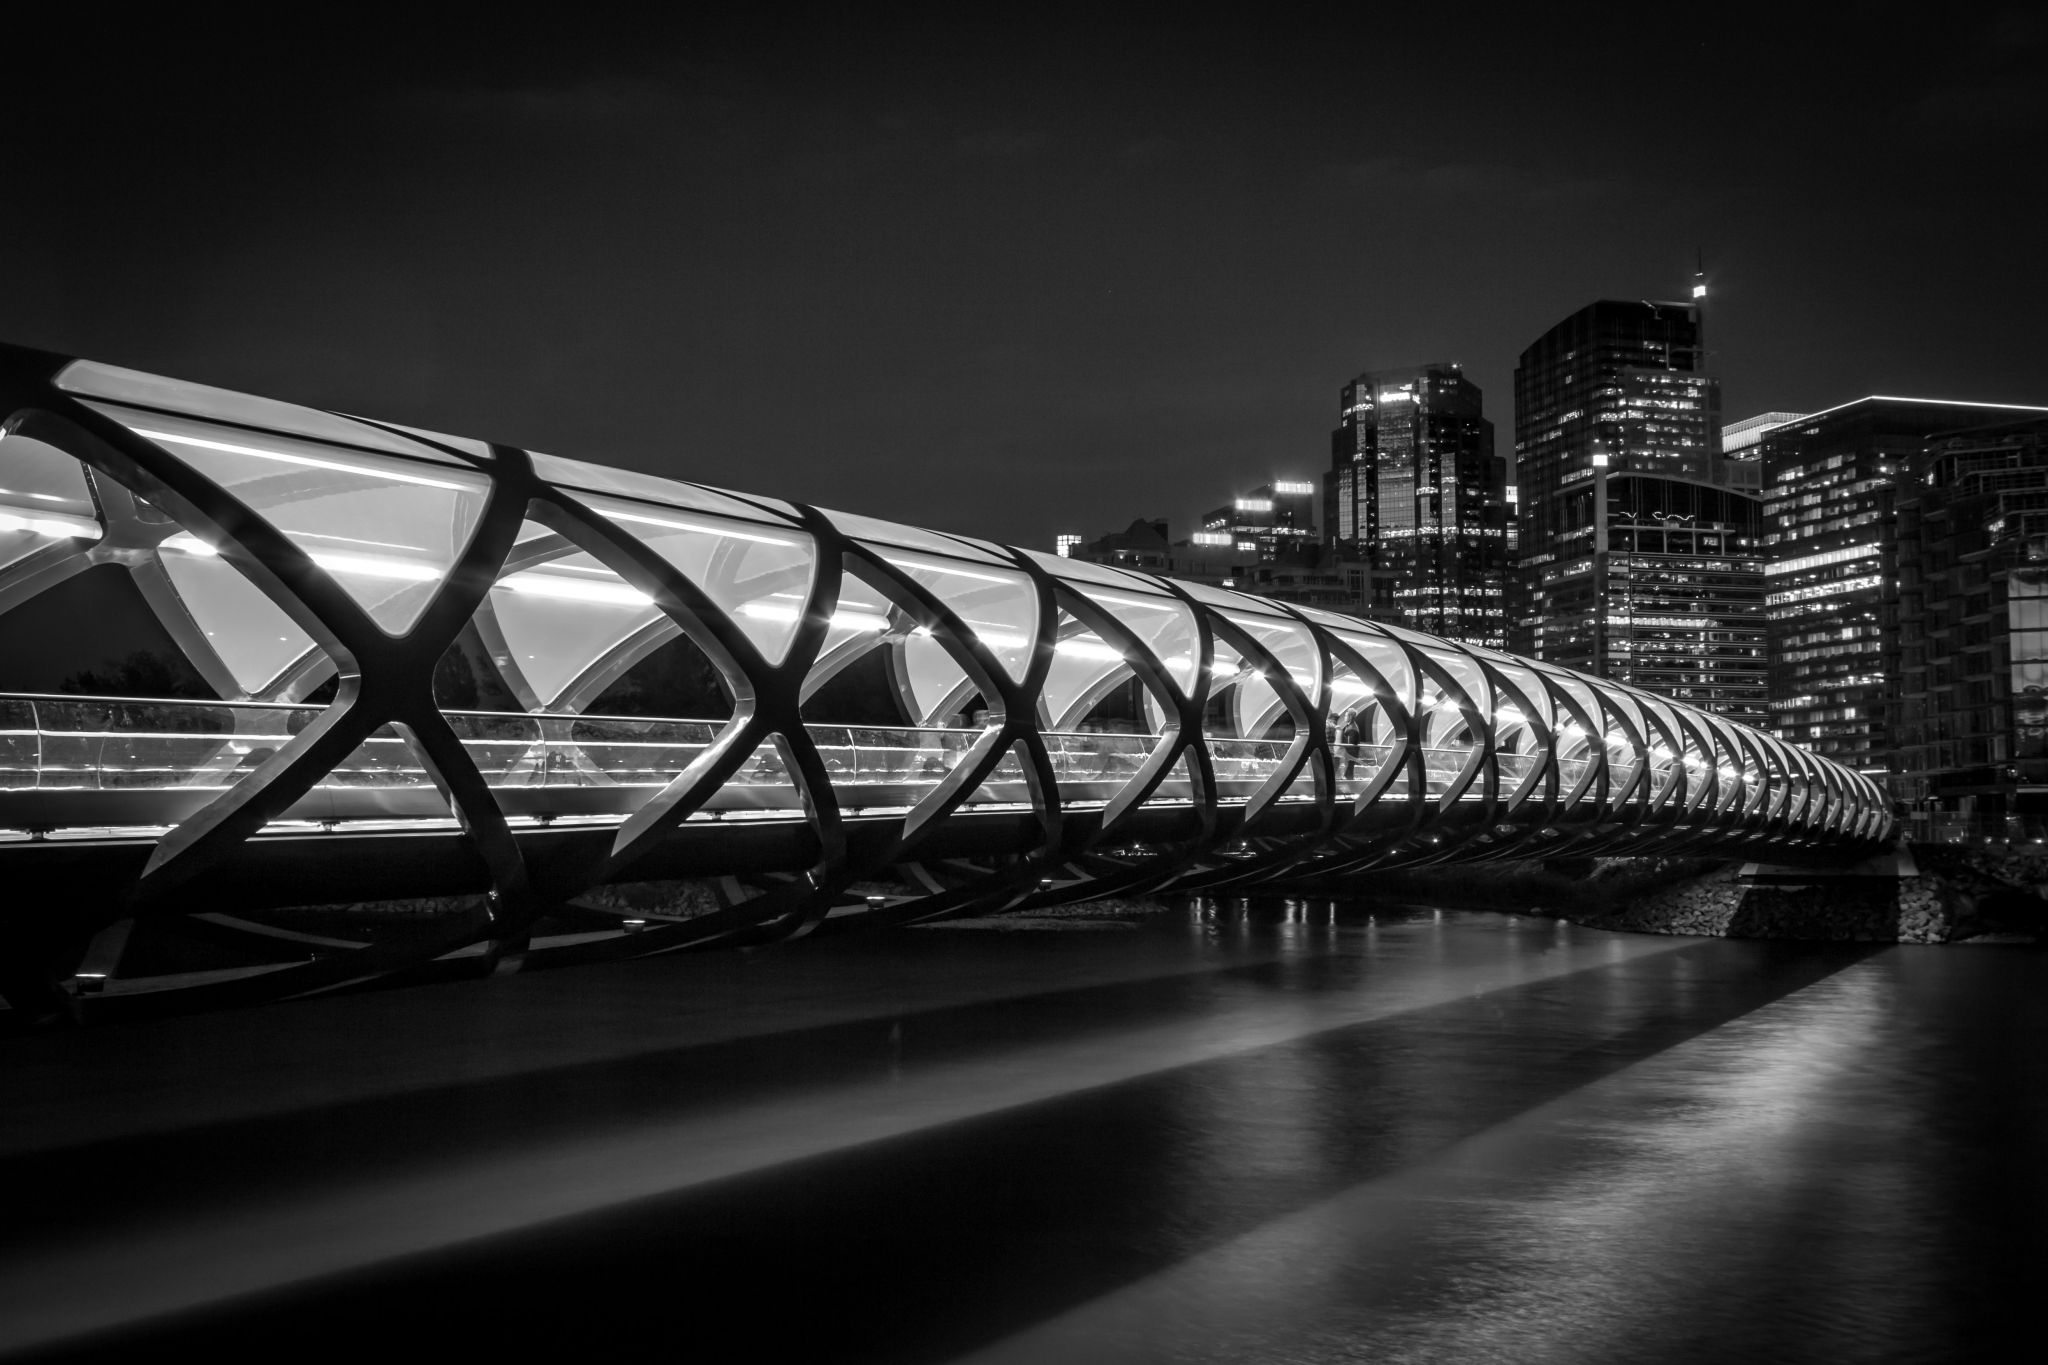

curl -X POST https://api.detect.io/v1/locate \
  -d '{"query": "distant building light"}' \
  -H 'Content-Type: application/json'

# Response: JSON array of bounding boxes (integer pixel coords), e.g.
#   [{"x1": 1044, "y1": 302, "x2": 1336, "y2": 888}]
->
[
  {"x1": 1506, "y1": 485, "x2": 1519, "y2": 504},
  {"x1": 1592, "y1": 453, "x2": 1610, "y2": 468},
  {"x1": 1272, "y1": 480, "x2": 1314, "y2": 495},
  {"x1": 1191, "y1": 531, "x2": 1232, "y2": 546},
  {"x1": 1377, "y1": 388, "x2": 1413, "y2": 404},
  {"x1": 1235, "y1": 498, "x2": 1273, "y2": 512},
  {"x1": 1054, "y1": 533, "x2": 1081, "y2": 558}
]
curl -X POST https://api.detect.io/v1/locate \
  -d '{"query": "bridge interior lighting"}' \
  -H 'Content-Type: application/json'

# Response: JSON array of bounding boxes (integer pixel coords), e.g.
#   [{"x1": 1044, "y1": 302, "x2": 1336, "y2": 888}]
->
[
  {"x1": 603, "y1": 508, "x2": 798, "y2": 549},
  {"x1": 1651, "y1": 745, "x2": 1674, "y2": 761},
  {"x1": 0, "y1": 509, "x2": 99, "y2": 539},
  {"x1": 1076, "y1": 589, "x2": 1177, "y2": 612},
  {"x1": 1494, "y1": 706, "x2": 1526, "y2": 725},
  {"x1": 738, "y1": 602, "x2": 892, "y2": 632},
  {"x1": 132, "y1": 428, "x2": 473, "y2": 491},
  {"x1": 164, "y1": 532, "x2": 440, "y2": 582},
  {"x1": 304, "y1": 550, "x2": 441, "y2": 582},
  {"x1": 501, "y1": 571, "x2": 653, "y2": 606},
  {"x1": 1052, "y1": 638, "x2": 1124, "y2": 663},
  {"x1": 878, "y1": 554, "x2": 1014, "y2": 586}
]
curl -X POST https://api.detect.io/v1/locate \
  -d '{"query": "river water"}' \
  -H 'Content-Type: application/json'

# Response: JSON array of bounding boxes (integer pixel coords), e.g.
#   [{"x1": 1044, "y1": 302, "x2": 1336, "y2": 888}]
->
[{"x1": 2, "y1": 901, "x2": 2042, "y2": 1363}]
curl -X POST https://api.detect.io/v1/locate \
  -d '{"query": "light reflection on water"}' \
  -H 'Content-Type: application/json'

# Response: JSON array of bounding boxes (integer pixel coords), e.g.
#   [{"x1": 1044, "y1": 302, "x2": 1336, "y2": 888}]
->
[{"x1": 961, "y1": 927, "x2": 2047, "y2": 1365}]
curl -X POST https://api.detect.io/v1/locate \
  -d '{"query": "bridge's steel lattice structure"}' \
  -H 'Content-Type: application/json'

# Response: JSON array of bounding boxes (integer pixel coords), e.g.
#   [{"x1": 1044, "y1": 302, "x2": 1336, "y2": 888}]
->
[{"x1": 0, "y1": 344, "x2": 1894, "y2": 1016}]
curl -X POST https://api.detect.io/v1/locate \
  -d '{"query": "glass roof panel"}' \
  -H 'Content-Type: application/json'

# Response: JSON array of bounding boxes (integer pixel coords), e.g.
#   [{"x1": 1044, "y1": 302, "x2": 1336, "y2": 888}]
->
[
  {"x1": 0, "y1": 435, "x2": 100, "y2": 571},
  {"x1": 818, "y1": 577, "x2": 895, "y2": 661},
  {"x1": 343, "y1": 417, "x2": 494, "y2": 462},
  {"x1": 1329, "y1": 628, "x2": 1413, "y2": 713},
  {"x1": 1223, "y1": 610, "x2": 1320, "y2": 698},
  {"x1": 489, "y1": 529, "x2": 666, "y2": 707},
  {"x1": 59, "y1": 362, "x2": 476, "y2": 466},
  {"x1": 1022, "y1": 549, "x2": 1169, "y2": 595},
  {"x1": 1066, "y1": 582, "x2": 1198, "y2": 696},
  {"x1": 827, "y1": 508, "x2": 1012, "y2": 565},
  {"x1": 1487, "y1": 658, "x2": 1552, "y2": 727},
  {"x1": 1178, "y1": 580, "x2": 1281, "y2": 616},
  {"x1": 582, "y1": 493, "x2": 818, "y2": 667},
  {"x1": 158, "y1": 545, "x2": 319, "y2": 695},
  {"x1": 86, "y1": 403, "x2": 493, "y2": 636},
  {"x1": 1039, "y1": 613, "x2": 1143, "y2": 729},
  {"x1": 867, "y1": 548, "x2": 1039, "y2": 685},
  {"x1": 899, "y1": 632, "x2": 974, "y2": 725},
  {"x1": 1289, "y1": 604, "x2": 1377, "y2": 633},
  {"x1": 531, "y1": 453, "x2": 803, "y2": 527}
]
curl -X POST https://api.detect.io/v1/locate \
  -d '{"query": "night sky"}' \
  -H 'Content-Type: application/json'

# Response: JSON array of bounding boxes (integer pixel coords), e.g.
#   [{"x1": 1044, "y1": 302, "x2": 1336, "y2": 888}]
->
[{"x1": 4, "y1": 8, "x2": 2042, "y2": 550}]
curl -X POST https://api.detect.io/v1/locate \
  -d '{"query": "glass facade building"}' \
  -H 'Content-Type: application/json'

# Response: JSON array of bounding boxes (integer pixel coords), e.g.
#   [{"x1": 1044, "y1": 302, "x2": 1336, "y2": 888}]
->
[
  {"x1": 1200, "y1": 479, "x2": 1319, "y2": 563},
  {"x1": 1323, "y1": 363, "x2": 1506, "y2": 647},
  {"x1": 1602, "y1": 475, "x2": 1768, "y2": 725},
  {"x1": 1761, "y1": 398, "x2": 2048, "y2": 775},
  {"x1": 1890, "y1": 417, "x2": 2048, "y2": 837},
  {"x1": 1510, "y1": 300, "x2": 1762, "y2": 723}
]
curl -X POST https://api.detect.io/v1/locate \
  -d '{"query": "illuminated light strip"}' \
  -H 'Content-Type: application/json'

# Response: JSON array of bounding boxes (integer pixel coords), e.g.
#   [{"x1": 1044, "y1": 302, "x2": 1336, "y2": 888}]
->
[
  {"x1": 285, "y1": 529, "x2": 431, "y2": 553},
  {"x1": 501, "y1": 572, "x2": 652, "y2": 607},
  {"x1": 0, "y1": 487, "x2": 89, "y2": 505},
  {"x1": 0, "y1": 510, "x2": 99, "y2": 539},
  {"x1": 878, "y1": 553, "x2": 1018, "y2": 586},
  {"x1": 307, "y1": 551, "x2": 441, "y2": 582},
  {"x1": 1046, "y1": 638, "x2": 1121, "y2": 663},
  {"x1": 1074, "y1": 588, "x2": 1179, "y2": 612},
  {"x1": 601, "y1": 508, "x2": 798, "y2": 548},
  {"x1": 164, "y1": 532, "x2": 440, "y2": 582},
  {"x1": 130, "y1": 428, "x2": 474, "y2": 491},
  {"x1": 737, "y1": 602, "x2": 893, "y2": 633}
]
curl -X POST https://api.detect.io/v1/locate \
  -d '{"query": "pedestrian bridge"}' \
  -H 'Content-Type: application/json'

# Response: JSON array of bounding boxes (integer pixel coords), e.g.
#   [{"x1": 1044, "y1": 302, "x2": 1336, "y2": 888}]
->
[{"x1": 0, "y1": 342, "x2": 1892, "y2": 1016}]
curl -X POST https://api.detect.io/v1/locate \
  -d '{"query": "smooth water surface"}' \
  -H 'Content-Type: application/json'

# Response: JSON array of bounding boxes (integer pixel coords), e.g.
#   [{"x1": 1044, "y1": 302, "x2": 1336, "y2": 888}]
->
[{"x1": 1, "y1": 903, "x2": 2040, "y2": 1363}]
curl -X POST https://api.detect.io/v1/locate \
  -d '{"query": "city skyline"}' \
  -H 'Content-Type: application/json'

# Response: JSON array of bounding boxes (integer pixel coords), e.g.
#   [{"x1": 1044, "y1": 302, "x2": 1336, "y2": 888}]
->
[{"x1": 1, "y1": 10, "x2": 2042, "y2": 551}]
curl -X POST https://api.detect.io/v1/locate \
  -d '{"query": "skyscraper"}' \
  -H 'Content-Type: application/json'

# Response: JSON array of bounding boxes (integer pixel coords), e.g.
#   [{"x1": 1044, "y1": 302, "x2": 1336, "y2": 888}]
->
[
  {"x1": 1761, "y1": 396, "x2": 2048, "y2": 775},
  {"x1": 1893, "y1": 415, "x2": 2048, "y2": 839},
  {"x1": 1323, "y1": 363, "x2": 1505, "y2": 646},
  {"x1": 1200, "y1": 479, "x2": 1318, "y2": 562},
  {"x1": 1509, "y1": 299, "x2": 1769, "y2": 722}
]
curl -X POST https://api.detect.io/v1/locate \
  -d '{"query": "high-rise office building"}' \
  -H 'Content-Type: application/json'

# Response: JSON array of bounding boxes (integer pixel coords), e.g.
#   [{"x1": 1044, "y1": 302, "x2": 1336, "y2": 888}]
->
[
  {"x1": 1762, "y1": 396, "x2": 2048, "y2": 775},
  {"x1": 1893, "y1": 416, "x2": 2048, "y2": 838},
  {"x1": 1200, "y1": 479, "x2": 1318, "y2": 563},
  {"x1": 1600, "y1": 473, "x2": 1768, "y2": 724},
  {"x1": 1511, "y1": 299, "x2": 1765, "y2": 720},
  {"x1": 1324, "y1": 363, "x2": 1506, "y2": 646}
]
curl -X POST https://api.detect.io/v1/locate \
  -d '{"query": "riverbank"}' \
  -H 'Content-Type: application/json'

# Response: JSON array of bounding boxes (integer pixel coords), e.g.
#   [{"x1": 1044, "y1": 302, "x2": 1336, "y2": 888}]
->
[{"x1": 1278, "y1": 851, "x2": 2048, "y2": 945}]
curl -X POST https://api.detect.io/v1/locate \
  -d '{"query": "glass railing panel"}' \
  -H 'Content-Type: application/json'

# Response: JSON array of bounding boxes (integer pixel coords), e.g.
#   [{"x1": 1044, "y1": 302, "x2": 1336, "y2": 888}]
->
[
  {"x1": 1045, "y1": 731, "x2": 1157, "y2": 794},
  {"x1": 1331, "y1": 742, "x2": 1390, "y2": 801},
  {"x1": 1497, "y1": 751, "x2": 1539, "y2": 789},
  {"x1": 566, "y1": 715, "x2": 723, "y2": 788},
  {"x1": 444, "y1": 712, "x2": 547, "y2": 784},
  {"x1": 1206, "y1": 738, "x2": 1290, "y2": 790}
]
